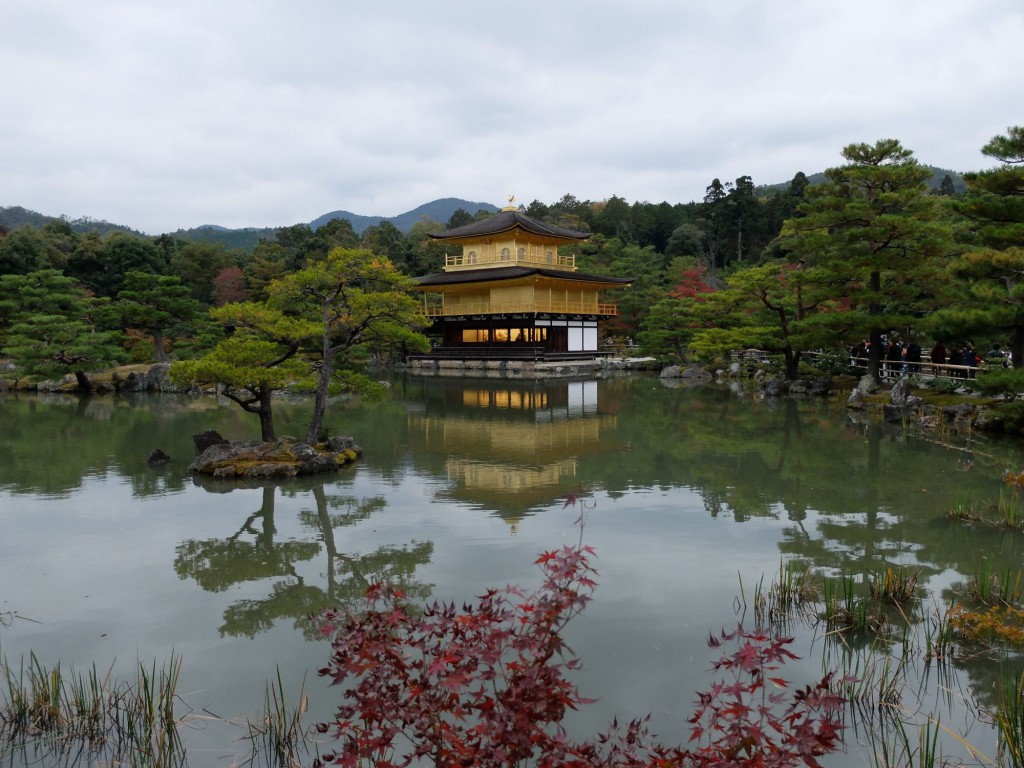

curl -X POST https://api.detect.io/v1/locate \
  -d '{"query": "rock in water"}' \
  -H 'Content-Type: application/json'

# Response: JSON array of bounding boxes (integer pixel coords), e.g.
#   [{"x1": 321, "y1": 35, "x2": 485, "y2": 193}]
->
[
  {"x1": 146, "y1": 448, "x2": 171, "y2": 465},
  {"x1": 193, "y1": 430, "x2": 228, "y2": 455}
]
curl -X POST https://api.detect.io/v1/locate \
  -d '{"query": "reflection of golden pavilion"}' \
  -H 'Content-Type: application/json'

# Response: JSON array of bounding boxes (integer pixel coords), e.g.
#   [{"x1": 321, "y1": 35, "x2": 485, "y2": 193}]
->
[
  {"x1": 446, "y1": 458, "x2": 579, "y2": 493},
  {"x1": 405, "y1": 379, "x2": 620, "y2": 529}
]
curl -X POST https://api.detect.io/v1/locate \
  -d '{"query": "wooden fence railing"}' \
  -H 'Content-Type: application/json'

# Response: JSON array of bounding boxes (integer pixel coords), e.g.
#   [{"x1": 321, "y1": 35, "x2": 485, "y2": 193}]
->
[
  {"x1": 737, "y1": 349, "x2": 1009, "y2": 379},
  {"x1": 803, "y1": 351, "x2": 1007, "y2": 378}
]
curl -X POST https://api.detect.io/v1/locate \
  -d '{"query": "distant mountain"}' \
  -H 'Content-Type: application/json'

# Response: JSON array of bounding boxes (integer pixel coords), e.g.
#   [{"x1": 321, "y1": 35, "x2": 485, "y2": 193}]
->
[
  {"x1": 0, "y1": 206, "x2": 143, "y2": 237},
  {"x1": 309, "y1": 198, "x2": 499, "y2": 234},
  {"x1": 168, "y1": 198, "x2": 499, "y2": 249},
  {"x1": 171, "y1": 197, "x2": 500, "y2": 251},
  {"x1": 1, "y1": 198, "x2": 501, "y2": 254},
  {"x1": 756, "y1": 166, "x2": 968, "y2": 196}
]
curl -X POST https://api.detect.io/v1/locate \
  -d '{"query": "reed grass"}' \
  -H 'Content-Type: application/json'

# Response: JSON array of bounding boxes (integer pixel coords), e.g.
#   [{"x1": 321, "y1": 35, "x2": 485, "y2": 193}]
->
[
  {"x1": 948, "y1": 494, "x2": 978, "y2": 521},
  {"x1": 922, "y1": 600, "x2": 956, "y2": 664},
  {"x1": 117, "y1": 654, "x2": 184, "y2": 766},
  {"x1": 996, "y1": 669, "x2": 1024, "y2": 767},
  {"x1": 949, "y1": 488, "x2": 1024, "y2": 532},
  {"x1": 867, "y1": 717, "x2": 941, "y2": 768},
  {"x1": 869, "y1": 566, "x2": 920, "y2": 604},
  {"x1": 836, "y1": 646, "x2": 907, "y2": 710},
  {"x1": 822, "y1": 573, "x2": 886, "y2": 633},
  {"x1": 966, "y1": 561, "x2": 1024, "y2": 605},
  {"x1": 751, "y1": 559, "x2": 818, "y2": 626},
  {"x1": 998, "y1": 487, "x2": 1024, "y2": 529},
  {"x1": 0, "y1": 651, "x2": 185, "y2": 767},
  {"x1": 245, "y1": 667, "x2": 312, "y2": 768}
]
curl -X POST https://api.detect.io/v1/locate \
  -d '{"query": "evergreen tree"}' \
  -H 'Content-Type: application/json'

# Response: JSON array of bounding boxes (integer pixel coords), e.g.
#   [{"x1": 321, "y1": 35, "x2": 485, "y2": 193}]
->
[
  {"x1": 936, "y1": 126, "x2": 1024, "y2": 373},
  {"x1": 269, "y1": 248, "x2": 428, "y2": 444},
  {"x1": 592, "y1": 195, "x2": 633, "y2": 241},
  {"x1": 935, "y1": 174, "x2": 957, "y2": 197},
  {"x1": 603, "y1": 244, "x2": 665, "y2": 338},
  {"x1": 118, "y1": 271, "x2": 202, "y2": 361},
  {"x1": 689, "y1": 262, "x2": 830, "y2": 379},
  {"x1": 699, "y1": 179, "x2": 730, "y2": 269},
  {"x1": 361, "y1": 219, "x2": 406, "y2": 265},
  {"x1": 524, "y1": 199, "x2": 550, "y2": 221},
  {"x1": 245, "y1": 241, "x2": 291, "y2": 301},
  {"x1": 664, "y1": 223, "x2": 705, "y2": 262},
  {"x1": 778, "y1": 139, "x2": 949, "y2": 381},
  {"x1": 0, "y1": 226, "x2": 65, "y2": 275},
  {"x1": 171, "y1": 303, "x2": 313, "y2": 441},
  {"x1": 0, "y1": 270, "x2": 127, "y2": 388},
  {"x1": 96, "y1": 232, "x2": 168, "y2": 295},
  {"x1": 403, "y1": 218, "x2": 448, "y2": 275},
  {"x1": 444, "y1": 208, "x2": 475, "y2": 230},
  {"x1": 549, "y1": 194, "x2": 589, "y2": 231},
  {"x1": 727, "y1": 175, "x2": 757, "y2": 264}
]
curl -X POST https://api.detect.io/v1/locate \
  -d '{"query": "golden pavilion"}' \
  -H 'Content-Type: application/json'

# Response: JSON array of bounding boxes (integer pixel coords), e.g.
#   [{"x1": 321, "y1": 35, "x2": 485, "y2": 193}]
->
[{"x1": 411, "y1": 199, "x2": 631, "y2": 361}]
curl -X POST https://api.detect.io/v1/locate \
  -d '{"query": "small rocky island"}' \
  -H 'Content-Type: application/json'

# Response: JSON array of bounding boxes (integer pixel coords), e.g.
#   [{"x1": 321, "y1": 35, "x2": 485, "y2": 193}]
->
[{"x1": 189, "y1": 430, "x2": 362, "y2": 479}]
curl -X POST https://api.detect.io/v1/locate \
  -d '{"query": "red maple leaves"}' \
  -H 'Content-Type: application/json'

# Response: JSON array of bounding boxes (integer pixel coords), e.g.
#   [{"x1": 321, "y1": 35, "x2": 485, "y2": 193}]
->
[{"x1": 314, "y1": 542, "x2": 844, "y2": 768}]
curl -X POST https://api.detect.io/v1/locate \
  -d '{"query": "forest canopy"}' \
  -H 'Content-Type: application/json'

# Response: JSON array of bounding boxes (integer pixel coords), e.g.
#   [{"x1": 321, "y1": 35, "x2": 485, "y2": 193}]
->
[{"x1": 0, "y1": 131, "x2": 1016, "y2": 394}]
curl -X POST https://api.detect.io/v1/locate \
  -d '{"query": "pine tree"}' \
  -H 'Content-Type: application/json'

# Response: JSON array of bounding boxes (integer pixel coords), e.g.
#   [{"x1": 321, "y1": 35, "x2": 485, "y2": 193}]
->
[
  {"x1": 170, "y1": 303, "x2": 313, "y2": 440},
  {"x1": 118, "y1": 271, "x2": 202, "y2": 361},
  {"x1": 939, "y1": 126, "x2": 1024, "y2": 370},
  {"x1": 0, "y1": 270, "x2": 127, "y2": 388},
  {"x1": 778, "y1": 139, "x2": 949, "y2": 381}
]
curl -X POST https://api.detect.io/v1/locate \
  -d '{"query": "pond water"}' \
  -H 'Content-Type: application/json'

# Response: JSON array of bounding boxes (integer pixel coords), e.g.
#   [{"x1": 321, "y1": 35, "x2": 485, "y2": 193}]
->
[{"x1": 2, "y1": 374, "x2": 1024, "y2": 766}]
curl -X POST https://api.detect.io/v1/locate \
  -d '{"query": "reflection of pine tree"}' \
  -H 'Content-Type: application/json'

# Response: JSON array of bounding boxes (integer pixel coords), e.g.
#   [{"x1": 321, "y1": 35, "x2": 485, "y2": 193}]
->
[
  {"x1": 175, "y1": 486, "x2": 320, "y2": 593},
  {"x1": 291, "y1": 485, "x2": 433, "y2": 640},
  {"x1": 174, "y1": 484, "x2": 433, "y2": 639}
]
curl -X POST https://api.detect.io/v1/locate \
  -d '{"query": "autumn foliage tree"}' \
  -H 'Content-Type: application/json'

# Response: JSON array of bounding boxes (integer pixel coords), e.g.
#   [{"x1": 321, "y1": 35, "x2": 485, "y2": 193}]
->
[
  {"x1": 637, "y1": 259, "x2": 716, "y2": 361},
  {"x1": 212, "y1": 266, "x2": 247, "y2": 306},
  {"x1": 315, "y1": 519, "x2": 845, "y2": 768}
]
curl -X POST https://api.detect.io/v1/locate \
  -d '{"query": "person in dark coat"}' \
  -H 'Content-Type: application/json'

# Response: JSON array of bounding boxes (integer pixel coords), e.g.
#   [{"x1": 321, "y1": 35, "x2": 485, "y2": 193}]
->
[
  {"x1": 885, "y1": 339, "x2": 904, "y2": 378},
  {"x1": 905, "y1": 340, "x2": 922, "y2": 374},
  {"x1": 930, "y1": 341, "x2": 947, "y2": 376},
  {"x1": 961, "y1": 342, "x2": 979, "y2": 378}
]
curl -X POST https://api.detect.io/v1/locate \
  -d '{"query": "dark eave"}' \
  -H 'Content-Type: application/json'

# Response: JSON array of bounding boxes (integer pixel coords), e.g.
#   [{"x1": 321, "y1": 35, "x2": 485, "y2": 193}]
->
[
  {"x1": 414, "y1": 266, "x2": 632, "y2": 288},
  {"x1": 428, "y1": 210, "x2": 590, "y2": 243}
]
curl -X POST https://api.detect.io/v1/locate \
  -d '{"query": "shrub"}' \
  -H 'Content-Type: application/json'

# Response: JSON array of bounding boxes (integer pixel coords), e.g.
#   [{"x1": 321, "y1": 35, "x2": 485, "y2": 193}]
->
[
  {"x1": 804, "y1": 349, "x2": 853, "y2": 377},
  {"x1": 314, "y1": 529, "x2": 845, "y2": 768},
  {"x1": 982, "y1": 402, "x2": 1024, "y2": 435}
]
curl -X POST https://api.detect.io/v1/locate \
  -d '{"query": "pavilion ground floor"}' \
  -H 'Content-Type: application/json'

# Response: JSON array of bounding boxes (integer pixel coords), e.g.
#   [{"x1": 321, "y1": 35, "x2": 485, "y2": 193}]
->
[{"x1": 409, "y1": 314, "x2": 609, "y2": 363}]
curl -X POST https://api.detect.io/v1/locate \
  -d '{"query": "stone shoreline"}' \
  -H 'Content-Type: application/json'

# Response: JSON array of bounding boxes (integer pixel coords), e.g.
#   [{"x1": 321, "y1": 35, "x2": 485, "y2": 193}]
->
[
  {"x1": 1, "y1": 357, "x2": 664, "y2": 392},
  {"x1": 403, "y1": 356, "x2": 659, "y2": 379},
  {"x1": 2, "y1": 359, "x2": 1004, "y2": 435}
]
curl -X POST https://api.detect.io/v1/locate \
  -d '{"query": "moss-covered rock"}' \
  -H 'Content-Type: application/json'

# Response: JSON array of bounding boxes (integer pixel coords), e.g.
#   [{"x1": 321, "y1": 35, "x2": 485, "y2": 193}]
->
[
  {"x1": 975, "y1": 401, "x2": 1024, "y2": 435},
  {"x1": 189, "y1": 437, "x2": 362, "y2": 479}
]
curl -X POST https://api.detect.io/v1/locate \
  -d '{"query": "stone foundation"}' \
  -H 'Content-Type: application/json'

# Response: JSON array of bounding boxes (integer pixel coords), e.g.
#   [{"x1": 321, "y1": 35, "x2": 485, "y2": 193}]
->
[{"x1": 406, "y1": 356, "x2": 657, "y2": 379}]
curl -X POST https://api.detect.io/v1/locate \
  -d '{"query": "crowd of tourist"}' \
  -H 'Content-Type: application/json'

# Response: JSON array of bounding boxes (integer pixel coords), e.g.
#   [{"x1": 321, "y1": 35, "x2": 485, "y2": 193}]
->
[{"x1": 848, "y1": 338, "x2": 1011, "y2": 378}]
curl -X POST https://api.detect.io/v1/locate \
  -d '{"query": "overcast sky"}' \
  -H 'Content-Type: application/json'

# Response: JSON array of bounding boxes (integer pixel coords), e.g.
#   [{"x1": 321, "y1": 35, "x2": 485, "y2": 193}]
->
[{"x1": 3, "y1": 1, "x2": 1022, "y2": 235}]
